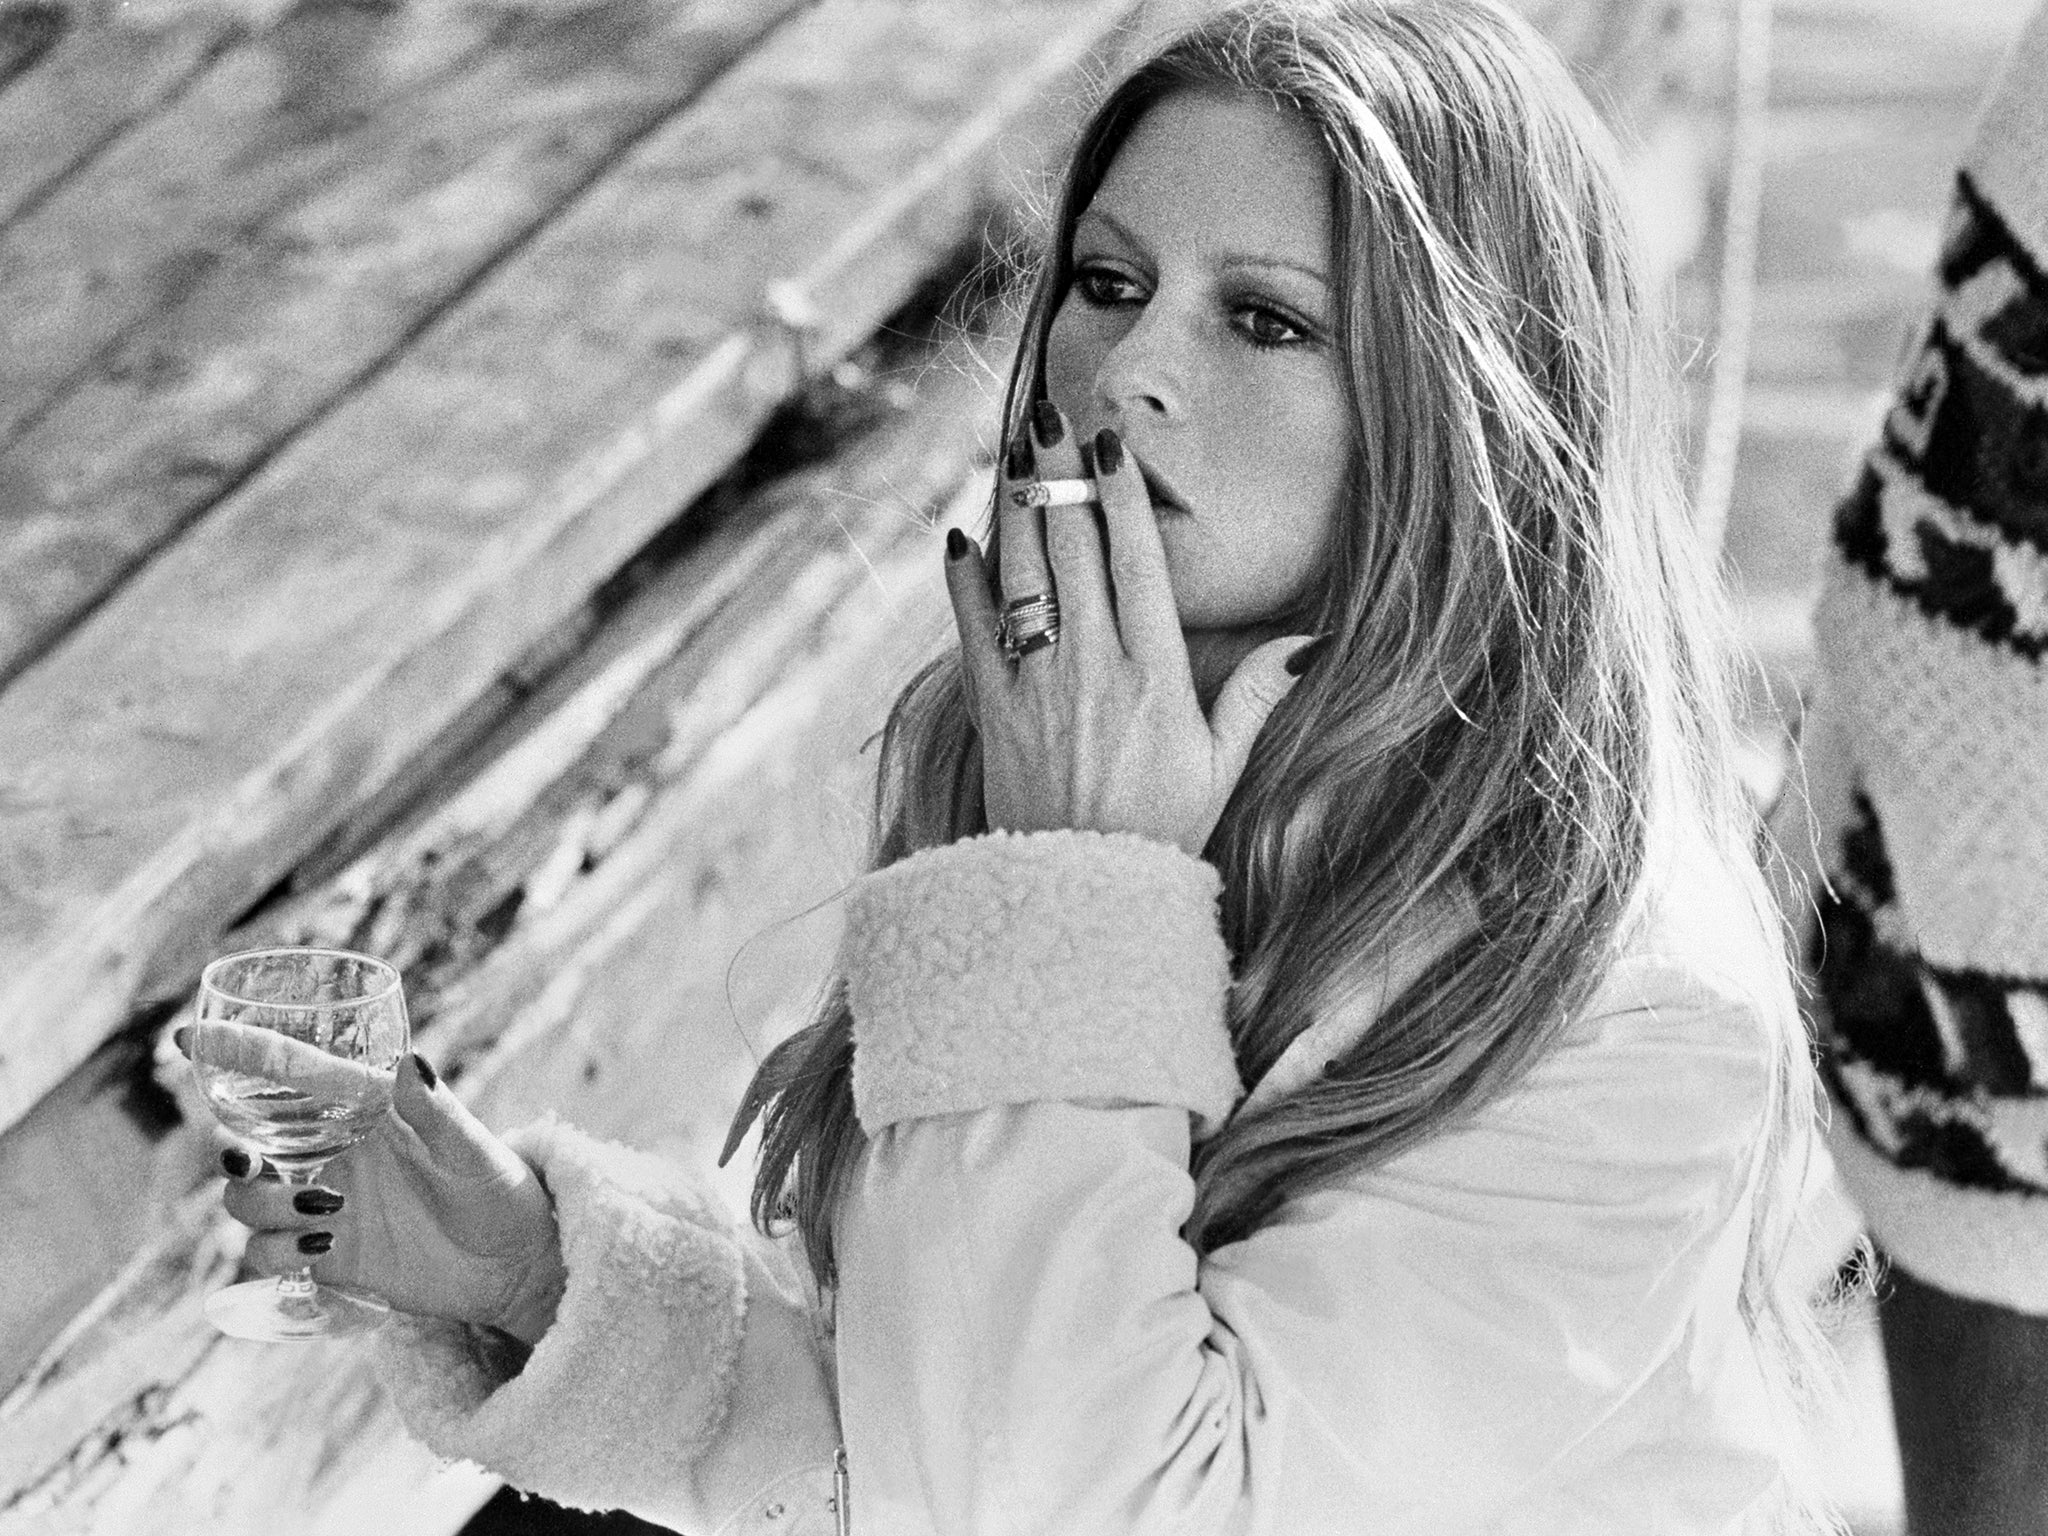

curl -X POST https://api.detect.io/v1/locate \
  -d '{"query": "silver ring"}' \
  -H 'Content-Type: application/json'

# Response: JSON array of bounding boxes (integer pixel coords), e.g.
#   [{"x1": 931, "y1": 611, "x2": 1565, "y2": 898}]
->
[
  {"x1": 997, "y1": 593, "x2": 1061, "y2": 659},
  {"x1": 1008, "y1": 478, "x2": 1097, "y2": 510},
  {"x1": 1008, "y1": 627, "x2": 1059, "y2": 658}
]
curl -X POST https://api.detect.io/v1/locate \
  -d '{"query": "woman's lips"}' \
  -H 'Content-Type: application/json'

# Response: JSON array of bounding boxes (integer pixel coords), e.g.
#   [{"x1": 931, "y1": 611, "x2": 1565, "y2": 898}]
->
[{"x1": 1132, "y1": 453, "x2": 1188, "y2": 515}]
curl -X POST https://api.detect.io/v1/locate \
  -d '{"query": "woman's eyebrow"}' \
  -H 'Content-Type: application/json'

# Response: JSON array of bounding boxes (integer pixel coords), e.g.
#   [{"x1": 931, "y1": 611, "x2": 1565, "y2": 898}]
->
[
  {"x1": 1075, "y1": 208, "x2": 1329, "y2": 288},
  {"x1": 1218, "y1": 254, "x2": 1331, "y2": 289}
]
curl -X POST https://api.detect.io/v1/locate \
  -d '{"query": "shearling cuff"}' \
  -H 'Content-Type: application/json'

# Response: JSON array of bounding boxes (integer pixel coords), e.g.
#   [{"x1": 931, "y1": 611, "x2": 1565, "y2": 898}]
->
[
  {"x1": 374, "y1": 1114, "x2": 747, "y2": 1515},
  {"x1": 844, "y1": 830, "x2": 1243, "y2": 1138}
]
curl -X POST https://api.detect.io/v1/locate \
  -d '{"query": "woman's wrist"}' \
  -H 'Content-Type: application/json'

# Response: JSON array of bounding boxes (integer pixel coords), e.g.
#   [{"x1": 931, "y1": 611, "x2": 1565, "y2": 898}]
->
[{"x1": 491, "y1": 1223, "x2": 568, "y2": 1348}]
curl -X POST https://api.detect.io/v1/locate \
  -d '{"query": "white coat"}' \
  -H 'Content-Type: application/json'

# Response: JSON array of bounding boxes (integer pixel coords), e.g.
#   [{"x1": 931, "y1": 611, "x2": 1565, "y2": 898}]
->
[{"x1": 378, "y1": 828, "x2": 1801, "y2": 1534}]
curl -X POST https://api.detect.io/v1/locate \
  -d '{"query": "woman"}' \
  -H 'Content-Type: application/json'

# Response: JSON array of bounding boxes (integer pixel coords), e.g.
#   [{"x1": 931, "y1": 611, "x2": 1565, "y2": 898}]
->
[{"x1": 197, "y1": 1, "x2": 1837, "y2": 1529}]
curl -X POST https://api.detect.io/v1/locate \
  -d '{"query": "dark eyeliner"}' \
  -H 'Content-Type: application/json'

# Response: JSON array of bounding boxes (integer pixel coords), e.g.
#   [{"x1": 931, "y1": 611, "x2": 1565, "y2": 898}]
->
[
  {"x1": 1072, "y1": 260, "x2": 1144, "y2": 307},
  {"x1": 1232, "y1": 296, "x2": 1318, "y2": 350}
]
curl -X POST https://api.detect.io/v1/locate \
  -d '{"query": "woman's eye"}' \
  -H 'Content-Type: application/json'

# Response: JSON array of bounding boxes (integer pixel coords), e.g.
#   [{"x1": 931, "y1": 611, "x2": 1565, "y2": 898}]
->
[
  {"x1": 1072, "y1": 264, "x2": 1316, "y2": 350},
  {"x1": 1073, "y1": 265, "x2": 1144, "y2": 307},
  {"x1": 1235, "y1": 304, "x2": 1311, "y2": 350}
]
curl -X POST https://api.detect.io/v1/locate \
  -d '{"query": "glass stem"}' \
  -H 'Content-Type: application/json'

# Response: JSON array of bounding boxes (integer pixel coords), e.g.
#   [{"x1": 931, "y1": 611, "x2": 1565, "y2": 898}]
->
[{"x1": 273, "y1": 1161, "x2": 328, "y2": 1312}]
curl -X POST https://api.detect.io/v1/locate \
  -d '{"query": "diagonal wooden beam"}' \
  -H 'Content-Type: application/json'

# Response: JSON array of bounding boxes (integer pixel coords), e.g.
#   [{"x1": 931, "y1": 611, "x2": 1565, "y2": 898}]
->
[
  {"x1": 0, "y1": 0, "x2": 811, "y2": 684},
  {"x1": 0, "y1": 0, "x2": 286, "y2": 230},
  {"x1": 0, "y1": 0, "x2": 1134, "y2": 1141}
]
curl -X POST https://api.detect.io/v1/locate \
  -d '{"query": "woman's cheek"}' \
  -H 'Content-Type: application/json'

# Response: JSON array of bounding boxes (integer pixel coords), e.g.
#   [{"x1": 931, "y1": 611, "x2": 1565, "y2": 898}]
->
[
  {"x1": 1040, "y1": 308, "x2": 1097, "y2": 417},
  {"x1": 1157, "y1": 529, "x2": 1281, "y2": 629},
  {"x1": 1149, "y1": 522, "x2": 1212, "y2": 622}
]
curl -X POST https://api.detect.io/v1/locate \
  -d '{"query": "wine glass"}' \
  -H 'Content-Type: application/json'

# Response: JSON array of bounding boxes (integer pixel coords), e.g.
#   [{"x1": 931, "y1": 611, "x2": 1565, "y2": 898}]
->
[{"x1": 187, "y1": 946, "x2": 410, "y2": 1341}]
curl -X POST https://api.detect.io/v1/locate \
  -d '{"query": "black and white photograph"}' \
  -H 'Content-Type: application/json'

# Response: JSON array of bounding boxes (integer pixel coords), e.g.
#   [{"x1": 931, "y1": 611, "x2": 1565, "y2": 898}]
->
[{"x1": 1, "y1": 0, "x2": 2044, "y2": 1530}]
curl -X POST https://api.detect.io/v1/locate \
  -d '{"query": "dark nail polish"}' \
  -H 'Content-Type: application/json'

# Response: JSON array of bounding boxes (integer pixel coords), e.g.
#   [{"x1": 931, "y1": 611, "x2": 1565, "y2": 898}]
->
[
  {"x1": 297, "y1": 1231, "x2": 335, "y2": 1256},
  {"x1": 1094, "y1": 428, "x2": 1124, "y2": 477},
  {"x1": 1284, "y1": 636, "x2": 1332, "y2": 677},
  {"x1": 1031, "y1": 400, "x2": 1064, "y2": 447},
  {"x1": 294, "y1": 1188, "x2": 344, "y2": 1216},
  {"x1": 172, "y1": 1025, "x2": 191, "y2": 1056},
  {"x1": 413, "y1": 1052, "x2": 438, "y2": 1090},
  {"x1": 1005, "y1": 436, "x2": 1032, "y2": 481},
  {"x1": 946, "y1": 527, "x2": 969, "y2": 560},
  {"x1": 220, "y1": 1148, "x2": 251, "y2": 1179}
]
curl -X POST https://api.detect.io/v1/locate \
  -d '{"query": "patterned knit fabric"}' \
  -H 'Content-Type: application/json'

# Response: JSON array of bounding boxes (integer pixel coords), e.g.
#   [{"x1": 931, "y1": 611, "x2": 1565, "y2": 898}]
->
[{"x1": 1794, "y1": 3, "x2": 2048, "y2": 1311}]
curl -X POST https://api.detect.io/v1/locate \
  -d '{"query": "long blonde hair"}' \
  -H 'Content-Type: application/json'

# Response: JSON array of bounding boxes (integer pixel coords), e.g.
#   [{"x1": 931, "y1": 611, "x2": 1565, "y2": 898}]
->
[{"x1": 734, "y1": 0, "x2": 1832, "y2": 1519}]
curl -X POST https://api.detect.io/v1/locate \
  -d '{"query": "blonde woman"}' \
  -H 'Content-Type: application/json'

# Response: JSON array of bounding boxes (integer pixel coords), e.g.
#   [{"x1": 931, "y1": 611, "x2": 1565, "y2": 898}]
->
[{"x1": 194, "y1": 2, "x2": 1836, "y2": 1529}]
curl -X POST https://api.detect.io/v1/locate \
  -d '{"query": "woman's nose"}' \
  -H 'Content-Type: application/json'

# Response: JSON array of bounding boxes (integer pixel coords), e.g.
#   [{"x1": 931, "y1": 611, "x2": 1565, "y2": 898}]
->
[{"x1": 1093, "y1": 306, "x2": 1184, "y2": 423}]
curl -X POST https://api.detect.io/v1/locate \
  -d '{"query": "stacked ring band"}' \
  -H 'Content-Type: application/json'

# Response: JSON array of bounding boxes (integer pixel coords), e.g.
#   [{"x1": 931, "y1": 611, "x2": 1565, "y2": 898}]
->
[
  {"x1": 997, "y1": 593, "x2": 1061, "y2": 658},
  {"x1": 1009, "y1": 478, "x2": 1098, "y2": 510}
]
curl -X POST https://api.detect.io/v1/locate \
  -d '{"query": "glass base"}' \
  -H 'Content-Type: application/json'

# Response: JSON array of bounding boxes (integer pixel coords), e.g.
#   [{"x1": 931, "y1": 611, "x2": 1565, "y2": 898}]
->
[{"x1": 205, "y1": 1277, "x2": 390, "y2": 1341}]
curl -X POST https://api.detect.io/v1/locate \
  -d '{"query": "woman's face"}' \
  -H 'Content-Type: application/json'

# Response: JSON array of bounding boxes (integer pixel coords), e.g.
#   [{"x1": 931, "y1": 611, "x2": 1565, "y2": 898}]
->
[{"x1": 1044, "y1": 88, "x2": 1355, "y2": 658}]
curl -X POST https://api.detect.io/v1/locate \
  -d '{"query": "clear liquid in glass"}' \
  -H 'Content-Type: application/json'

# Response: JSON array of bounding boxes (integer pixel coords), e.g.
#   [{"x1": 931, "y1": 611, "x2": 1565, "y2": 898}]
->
[
  {"x1": 200, "y1": 1066, "x2": 394, "y2": 1169},
  {"x1": 189, "y1": 946, "x2": 409, "y2": 1341}
]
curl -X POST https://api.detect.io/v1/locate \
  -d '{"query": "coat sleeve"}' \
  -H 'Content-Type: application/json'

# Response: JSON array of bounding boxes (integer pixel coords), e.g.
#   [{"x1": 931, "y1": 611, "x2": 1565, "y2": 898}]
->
[
  {"x1": 373, "y1": 1114, "x2": 845, "y2": 1536},
  {"x1": 833, "y1": 830, "x2": 1786, "y2": 1535}
]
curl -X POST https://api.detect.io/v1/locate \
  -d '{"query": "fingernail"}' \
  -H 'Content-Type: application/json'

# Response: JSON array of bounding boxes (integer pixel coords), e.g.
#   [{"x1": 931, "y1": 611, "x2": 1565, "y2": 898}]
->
[
  {"x1": 946, "y1": 527, "x2": 969, "y2": 560},
  {"x1": 1031, "y1": 400, "x2": 1064, "y2": 448},
  {"x1": 1005, "y1": 435, "x2": 1032, "y2": 481},
  {"x1": 1093, "y1": 428, "x2": 1124, "y2": 477},
  {"x1": 413, "y1": 1052, "x2": 438, "y2": 1090},
  {"x1": 172, "y1": 1025, "x2": 191, "y2": 1056},
  {"x1": 297, "y1": 1232, "x2": 334, "y2": 1256},
  {"x1": 1284, "y1": 636, "x2": 1332, "y2": 677},
  {"x1": 293, "y1": 1188, "x2": 344, "y2": 1216},
  {"x1": 220, "y1": 1148, "x2": 251, "y2": 1179}
]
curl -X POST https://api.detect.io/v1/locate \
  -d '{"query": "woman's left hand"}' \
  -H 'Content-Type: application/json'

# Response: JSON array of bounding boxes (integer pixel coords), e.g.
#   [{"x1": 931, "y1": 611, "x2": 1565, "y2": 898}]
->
[{"x1": 944, "y1": 403, "x2": 1315, "y2": 857}]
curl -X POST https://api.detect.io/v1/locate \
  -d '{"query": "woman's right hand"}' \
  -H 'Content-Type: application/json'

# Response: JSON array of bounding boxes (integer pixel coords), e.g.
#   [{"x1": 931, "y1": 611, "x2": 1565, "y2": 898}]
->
[{"x1": 190, "y1": 1046, "x2": 568, "y2": 1346}]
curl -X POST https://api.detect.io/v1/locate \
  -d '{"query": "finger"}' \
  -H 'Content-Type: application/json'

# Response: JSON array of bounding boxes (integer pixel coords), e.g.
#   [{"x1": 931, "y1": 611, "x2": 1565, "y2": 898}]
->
[
  {"x1": 242, "y1": 1225, "x2": 344, "y2": 1280},
  {"x1": 1208, "y1": 635, "x2": 1317, "y2": 792},
  {"x1": 390, "y1": 1051, "x2": 526, "y2": 1184},
  {"x1": 210, "y1": 1127, "x2": 270, "y2": 1183},
  {"x1": 944, "y1": 525, "x2": 1006, "y2": 709},
  {"x1": 997, "y1": 415, "x2": 1052, "y2": 610},
  {"x1": 1041, "y1": 438, "x2": 1113, "y2": 648},
  {"x1": 223, "y1": 1172, "x2": 344, "y2": 1230},
  {"x1": 185, "y1": 1019, "x2": 388, "y2": 1098},
  {"x1": 1092, "y1": 428, "x2": 1185, "y2": 665}
]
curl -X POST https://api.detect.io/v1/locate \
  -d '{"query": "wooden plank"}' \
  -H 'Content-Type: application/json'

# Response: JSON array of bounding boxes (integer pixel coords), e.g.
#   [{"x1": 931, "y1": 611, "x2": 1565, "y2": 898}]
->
[
  {"x1": 0, "y1": 0, "x2": 1130, "y2": 1141},
  {"x1": 0, "y1": 0, "x2": 507, "y2": 442},
  {"x1": 0, "y1": 0, "x2": 67, "y2": 94},
  {"x1": 0, "y1": 0, "x2": 812, "y2": 683},
  {"x1": 0, "y1": 1234, "x2": 502, "y2": 1535},
  {"x1": 0, "y1": 0, "x2": 288, "y2": 230},
  {"x1": 0, "y1": 324, "x2": 997, "y2": 1536}
]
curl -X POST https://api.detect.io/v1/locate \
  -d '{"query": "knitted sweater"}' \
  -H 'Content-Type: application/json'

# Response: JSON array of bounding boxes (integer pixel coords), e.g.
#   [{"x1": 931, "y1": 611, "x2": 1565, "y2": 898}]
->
[{"x1": 1783, "y1": 2, "x2": 2048, "y2": 1309}]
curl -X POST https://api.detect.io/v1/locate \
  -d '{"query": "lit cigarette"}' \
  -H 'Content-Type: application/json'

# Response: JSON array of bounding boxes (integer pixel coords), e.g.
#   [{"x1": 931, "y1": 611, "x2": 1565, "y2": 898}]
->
[{"x1": 1009, "y1": 478, "x2": 1098, "y2": 510}]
